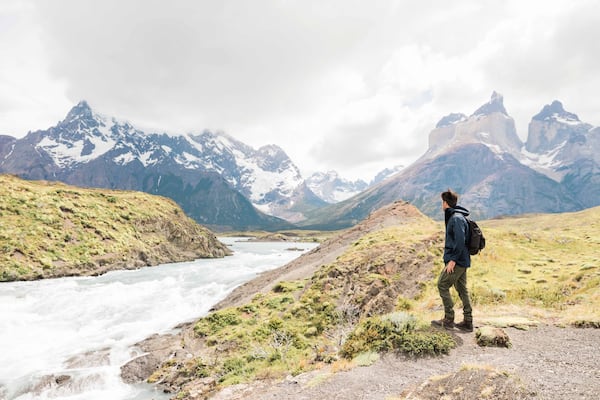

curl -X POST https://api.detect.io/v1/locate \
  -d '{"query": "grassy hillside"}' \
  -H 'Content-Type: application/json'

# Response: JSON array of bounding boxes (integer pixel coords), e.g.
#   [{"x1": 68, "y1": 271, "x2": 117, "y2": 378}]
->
[
  {"x1": 148, "y1": 203, "x2": 600, "y2": 398},
  {"x1": 0, "y1": 174, "x2": 230, "y2": 281},
  {"x1": 453, "y1": 208, "x2": 600, "y2": 326}
]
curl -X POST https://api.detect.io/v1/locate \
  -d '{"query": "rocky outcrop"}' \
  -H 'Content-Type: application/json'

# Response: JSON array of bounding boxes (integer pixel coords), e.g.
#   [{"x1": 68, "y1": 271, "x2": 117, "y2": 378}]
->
[
  {"x1": 526, "y1": 100, "x2": 586, "y2": 153},
  {"x1": 476, "y1": 326, "x2": 512, "y2": 348},
  {"x1": 426, "y1": 92, "x2": 522, "y2": 160}
]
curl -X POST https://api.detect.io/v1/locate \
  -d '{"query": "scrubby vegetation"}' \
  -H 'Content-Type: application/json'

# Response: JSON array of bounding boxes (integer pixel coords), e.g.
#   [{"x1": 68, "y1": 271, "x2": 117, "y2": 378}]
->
[
  {"x1": 153, "y1": 284, "x2": 455, "y2": 390},
  {"x1": 148, "y1": 202, "x2": 600, "y2": 398},
  {"x1": 0, "y1": 174, "x2": 229, "y2": 281},
  {"x1": 150, "y1": 213, "x2": 455, "y2": 395},
  {"x1": 340, "y1": 312, "x2": 454, "y2": 358}
]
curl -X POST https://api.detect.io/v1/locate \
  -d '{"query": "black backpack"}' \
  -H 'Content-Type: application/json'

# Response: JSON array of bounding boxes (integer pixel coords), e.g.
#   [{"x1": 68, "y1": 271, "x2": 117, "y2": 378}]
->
[{"x1": 466, "y1": 218, "x2": 485, "y2": 255}]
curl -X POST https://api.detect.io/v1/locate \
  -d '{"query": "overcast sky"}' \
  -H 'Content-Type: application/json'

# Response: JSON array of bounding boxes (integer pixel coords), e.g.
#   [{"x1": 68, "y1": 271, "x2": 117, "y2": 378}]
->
[{"x1": 1, "y1": 0, "x2": 599, "y2": 181}]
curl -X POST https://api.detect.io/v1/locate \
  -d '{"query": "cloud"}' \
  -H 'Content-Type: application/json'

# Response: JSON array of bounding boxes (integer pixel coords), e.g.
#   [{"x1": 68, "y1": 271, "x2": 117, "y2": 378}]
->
[
  {"x1": 1, "y1": 0, "x2": 598, "y2": 181},
  {"x1": 32, "y1": 1, "x2": 384, "y2": 132},
  {"x1": 0, "y1": 1, "x2": 71, "y2": 135},
  {"x1": 478, "y1": 0, "x2": 600, "y2": 133}
]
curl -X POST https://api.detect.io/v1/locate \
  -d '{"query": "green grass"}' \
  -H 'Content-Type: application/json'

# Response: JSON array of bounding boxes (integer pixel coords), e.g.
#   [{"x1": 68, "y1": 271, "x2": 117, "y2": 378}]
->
[
  {"x1": 153, "y1": 212, "x2": 454, "y2": 392},
  {"x1": 0, "y1": 174, "x2": 226, "y2": 281},
  {"x1": 416, "y1": 207, "x2": 600, "y2": 326},
  {"x1": 156, "y1": 204, "x2": 600, "y2": 398}
]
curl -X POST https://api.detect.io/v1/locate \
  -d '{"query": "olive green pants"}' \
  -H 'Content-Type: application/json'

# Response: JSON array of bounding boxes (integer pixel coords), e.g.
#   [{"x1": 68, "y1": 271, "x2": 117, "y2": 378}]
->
[{"x1": 437, "y1": 265, "x2": 472, "y2": 322}]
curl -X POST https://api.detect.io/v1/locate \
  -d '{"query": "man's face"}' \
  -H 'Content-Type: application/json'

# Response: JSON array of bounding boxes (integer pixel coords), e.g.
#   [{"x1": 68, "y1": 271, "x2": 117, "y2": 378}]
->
[{"x1": 442, "y1": 200, "x2": 448, "y2": 210}]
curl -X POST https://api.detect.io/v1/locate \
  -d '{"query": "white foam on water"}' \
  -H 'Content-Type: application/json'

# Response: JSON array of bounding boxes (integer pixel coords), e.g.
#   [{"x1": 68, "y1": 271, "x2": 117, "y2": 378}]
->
[{"x1": 0, "y1": 238, "x2": 317, "y2": 400}]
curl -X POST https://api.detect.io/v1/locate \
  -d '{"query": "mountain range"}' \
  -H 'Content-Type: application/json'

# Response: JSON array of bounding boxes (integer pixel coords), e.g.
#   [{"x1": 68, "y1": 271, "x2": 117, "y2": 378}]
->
[
  {"x1": 1, "y1": 92, "x2": 598, "y2": 230},
  {"x1": 0, "y1": 102, "x2": 291, "y2": 230},
  {"x1": 0, "y1": 101, "x2": 376, "y2": 230},
  {"x1": 298, "y1": 92, "x2": 599, "y2": 229}
]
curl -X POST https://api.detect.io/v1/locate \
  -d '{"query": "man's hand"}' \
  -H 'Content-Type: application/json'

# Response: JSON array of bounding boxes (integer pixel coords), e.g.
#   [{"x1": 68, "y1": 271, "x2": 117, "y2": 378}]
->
[{"x1": 446, "y1": 260, "x2": 456, "y2": 273}]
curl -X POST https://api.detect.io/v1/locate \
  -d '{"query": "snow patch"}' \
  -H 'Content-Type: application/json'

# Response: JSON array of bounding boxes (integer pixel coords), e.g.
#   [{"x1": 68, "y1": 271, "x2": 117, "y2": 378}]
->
[
  {"x1": 477, "y1": 133, "x2": 505, "y2": 161},
  {"x1": 113, "y1": 152, "x2": 136, "y2": 165},
  {"x1": 37, "y1": 134, "x2": 116, "y2": 167},
  {"x1": 332, "y1": 188, "x2": 361, "y2": 202},
  {"x1": 519, "y1": 142, "x2": 569, "y2": 182},
  {"x1": 138, "y1": 151, "x2": 157, "y2": 167},
  {"x1": 553, "y1": 114, "x2": 581, "y2": 126},
  {"x1": 521, "y1": 141, "x2": 567, "y2": 170},
  {"x1": 238, "y1": 156, "x2": 302, "y2": 203},
  {"x1": 3, "y1": 143, "x2": 15, "y2": 160}
]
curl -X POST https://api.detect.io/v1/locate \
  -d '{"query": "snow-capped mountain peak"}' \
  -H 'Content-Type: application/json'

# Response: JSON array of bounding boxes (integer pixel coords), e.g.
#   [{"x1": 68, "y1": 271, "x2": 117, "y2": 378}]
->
[
  {"x1": 63, "y1": 100, "x2": 95, "y2": 123},
  {"x1": 532, "y1": 100, "x2": 581, "y2": 125},
  {"x1": 523, "y1": 100, "x2": 597, "y2": 182},
  {"x1": 26, "y1": 101, "x2": 309, "y2": 221},
  {"x1": 306, "y1": 170, "x2": 368, "y2": 203},
  {"x1": 37, "y1": 101, "x2": 120, "y2": 167},
  {"x1": 370, "y1": 165, "x2": 404, "y2": 185}
]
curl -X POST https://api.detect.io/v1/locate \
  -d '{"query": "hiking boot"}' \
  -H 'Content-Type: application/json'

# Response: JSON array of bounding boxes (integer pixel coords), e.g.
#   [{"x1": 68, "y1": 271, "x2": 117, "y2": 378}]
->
[
  {"x1": 455, "y1": 320, "x2": 473, "y2": 332},
  {"x1": 431, "y1": 318, "x2": 454, "y2": 330}
]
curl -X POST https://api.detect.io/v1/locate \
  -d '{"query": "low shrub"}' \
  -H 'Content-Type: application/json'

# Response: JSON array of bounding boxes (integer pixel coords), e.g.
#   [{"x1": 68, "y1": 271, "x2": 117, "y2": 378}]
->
[{"x1": 340, "y1": 313, "x2": 455, "y2": 358}]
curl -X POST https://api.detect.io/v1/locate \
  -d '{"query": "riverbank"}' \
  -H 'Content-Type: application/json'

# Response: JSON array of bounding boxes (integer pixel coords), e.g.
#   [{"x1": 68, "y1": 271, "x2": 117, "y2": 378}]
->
[
  {"x1": 0, "y1": 239, "x2": 311, "y2": 400},
  {"x1": 122, "y1": 202, "x2": 600, "y2": 399}
]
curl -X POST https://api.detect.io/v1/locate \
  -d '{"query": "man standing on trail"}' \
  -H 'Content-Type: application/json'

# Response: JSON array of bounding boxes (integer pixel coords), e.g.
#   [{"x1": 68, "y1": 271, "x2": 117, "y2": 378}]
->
[{"x1": 432, "y1": 189, "x2": 473, "y2": 332}]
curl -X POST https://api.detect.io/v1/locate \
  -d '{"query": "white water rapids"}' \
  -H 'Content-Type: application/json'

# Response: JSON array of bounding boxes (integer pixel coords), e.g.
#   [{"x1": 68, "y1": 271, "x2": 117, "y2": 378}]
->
[{"x1": 0, "y1": 238, "x2": 317, "y2": 400}]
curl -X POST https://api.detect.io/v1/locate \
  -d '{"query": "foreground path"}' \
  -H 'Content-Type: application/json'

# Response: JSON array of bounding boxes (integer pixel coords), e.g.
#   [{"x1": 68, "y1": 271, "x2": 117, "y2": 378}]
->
[{"x1": 211, "y1": 325, "x2": 600, "y2": 400}]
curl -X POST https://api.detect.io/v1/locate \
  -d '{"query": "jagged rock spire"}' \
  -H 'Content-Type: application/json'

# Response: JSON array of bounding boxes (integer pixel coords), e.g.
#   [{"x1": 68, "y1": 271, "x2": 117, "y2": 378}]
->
[
  {"x1": 64, "y1": 100, "x2": 94, "y2": 123},
  {"x1": 471, "y1": 91, "x2": 508, "y2": 117},
  {"x1": 532, "y1": 100, "x2": 580, "y2": 122}
]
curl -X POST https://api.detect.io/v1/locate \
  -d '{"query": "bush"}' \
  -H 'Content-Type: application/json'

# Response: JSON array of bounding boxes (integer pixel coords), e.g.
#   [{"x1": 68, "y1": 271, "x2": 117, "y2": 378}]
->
[
  {"x1": 194, "y1": 309, "x2": 242, "y2": 336},
  {"x1": 340, "y1": 313, "x2": 455, "y2": 358},
  {"x1": 383, "y1": 311, "x2": 417, "y2": 332}
]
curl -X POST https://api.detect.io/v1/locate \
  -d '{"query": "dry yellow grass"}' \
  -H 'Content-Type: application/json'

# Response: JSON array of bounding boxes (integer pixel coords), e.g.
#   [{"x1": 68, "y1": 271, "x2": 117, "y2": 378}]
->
[{"x1": 415, "y1": 207, "x2": 600, "y2": 326}]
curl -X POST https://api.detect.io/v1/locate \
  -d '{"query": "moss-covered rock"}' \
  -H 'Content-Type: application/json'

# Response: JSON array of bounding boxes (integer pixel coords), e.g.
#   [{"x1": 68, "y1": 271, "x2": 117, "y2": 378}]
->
[{"x1": 475, "y1": 326, "x2": 512, "y2": 348}]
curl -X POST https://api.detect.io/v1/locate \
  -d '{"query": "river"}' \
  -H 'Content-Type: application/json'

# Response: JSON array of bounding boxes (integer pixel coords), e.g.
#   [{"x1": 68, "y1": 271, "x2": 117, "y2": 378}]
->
[{"x1": 0, "y1": 238, "x2": 317, "y2": 400}]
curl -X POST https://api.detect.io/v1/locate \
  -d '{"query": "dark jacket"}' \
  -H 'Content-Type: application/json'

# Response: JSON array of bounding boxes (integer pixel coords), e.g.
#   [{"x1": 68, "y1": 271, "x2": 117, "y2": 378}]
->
[{"x1": 443, "y1": 205, "x2": 471, "y2": 268}]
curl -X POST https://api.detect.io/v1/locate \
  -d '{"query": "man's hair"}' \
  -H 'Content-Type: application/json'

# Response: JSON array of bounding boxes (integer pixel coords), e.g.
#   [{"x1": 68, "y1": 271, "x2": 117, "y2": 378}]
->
[{"x1": 441, "y1": 189, "x2": 458, "y2": 208}]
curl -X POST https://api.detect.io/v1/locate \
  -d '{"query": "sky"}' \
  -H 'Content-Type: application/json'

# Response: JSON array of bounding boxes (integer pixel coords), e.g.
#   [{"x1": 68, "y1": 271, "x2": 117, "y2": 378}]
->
[{"x1": 1, "y1": 0, "x2": 599, "y2": 181}]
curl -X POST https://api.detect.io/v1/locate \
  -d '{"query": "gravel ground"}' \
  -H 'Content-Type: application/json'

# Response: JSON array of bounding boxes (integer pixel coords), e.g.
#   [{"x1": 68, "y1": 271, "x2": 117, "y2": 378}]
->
[{"x1": 210, "y1": 325, "x2": 600, "y2": 400}]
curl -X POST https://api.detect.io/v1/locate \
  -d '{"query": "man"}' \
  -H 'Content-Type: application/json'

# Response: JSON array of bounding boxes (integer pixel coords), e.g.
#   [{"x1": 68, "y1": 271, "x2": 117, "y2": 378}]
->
[{"x1": 431, "y1": 189, "x2": 473, "y2": 332}]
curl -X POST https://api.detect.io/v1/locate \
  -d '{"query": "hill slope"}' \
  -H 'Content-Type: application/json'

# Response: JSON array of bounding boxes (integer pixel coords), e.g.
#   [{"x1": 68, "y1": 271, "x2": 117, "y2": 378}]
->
[
  {"x1": 0, "y1": 174, "x2": 231, "y2": 281},
  {"x1": 122, "y1": 203, "x2": 600, "y2": 399}
]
